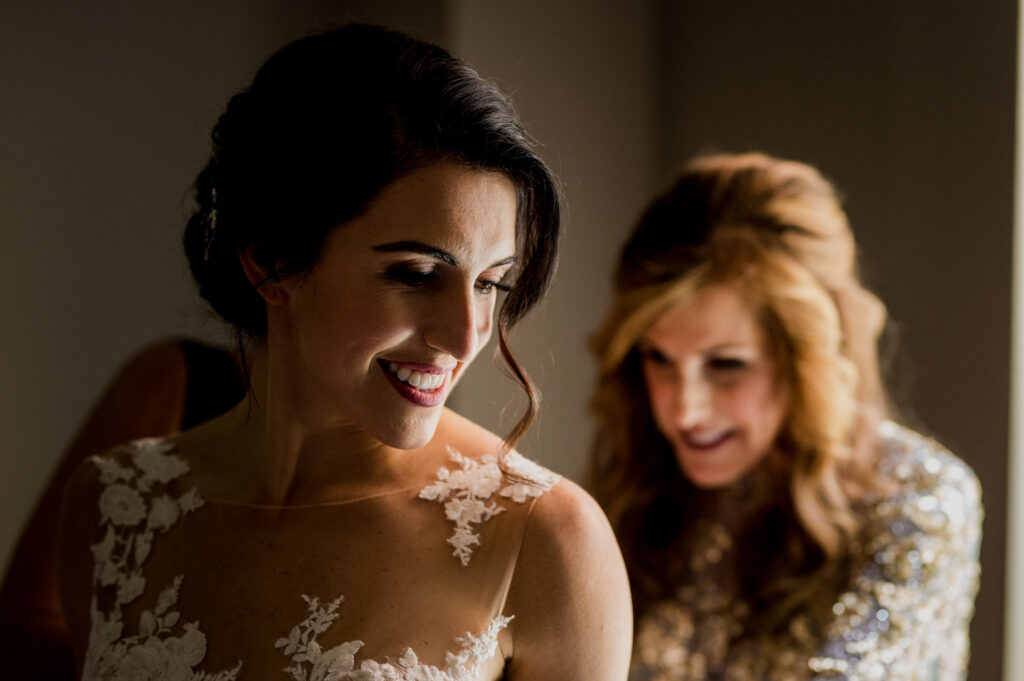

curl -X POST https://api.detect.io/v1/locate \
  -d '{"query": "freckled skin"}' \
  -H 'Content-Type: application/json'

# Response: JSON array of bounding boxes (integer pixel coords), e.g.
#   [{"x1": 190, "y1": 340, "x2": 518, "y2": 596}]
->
[
  {"x1": 639, "y1": 285, "x2": 789, "y2": 488},
  {"x1": 266, "y1": 161, "x2": 519, "y2": 450}
]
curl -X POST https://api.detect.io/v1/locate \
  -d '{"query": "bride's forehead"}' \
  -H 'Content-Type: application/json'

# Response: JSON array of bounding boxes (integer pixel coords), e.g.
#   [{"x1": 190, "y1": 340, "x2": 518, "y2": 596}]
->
[
  {"x1": 332, "y1": 166, "x2": 518, "y2": 252},
  {"x1": 373, "y1": 165, "x2": 516, "y2": 223}
]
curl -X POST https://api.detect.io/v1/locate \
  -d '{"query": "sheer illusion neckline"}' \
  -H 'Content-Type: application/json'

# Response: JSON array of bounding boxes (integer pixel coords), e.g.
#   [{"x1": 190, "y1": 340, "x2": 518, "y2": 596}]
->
[
  {"x1": 198, "y1": 481, "x2": 425, "y2": 510},
  {"x1": 81, "y1": 437, "x2": 562, "y2": 681}
]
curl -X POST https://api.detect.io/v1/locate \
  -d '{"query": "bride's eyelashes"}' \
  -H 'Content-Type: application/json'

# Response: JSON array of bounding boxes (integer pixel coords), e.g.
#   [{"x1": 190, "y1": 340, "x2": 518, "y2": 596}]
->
[
  {"x1": 383, "y1": 263, "x2": 513, "y2": 295},
  {"x1": 384, "y1": 264, "x2": 437, "y2": 287}
]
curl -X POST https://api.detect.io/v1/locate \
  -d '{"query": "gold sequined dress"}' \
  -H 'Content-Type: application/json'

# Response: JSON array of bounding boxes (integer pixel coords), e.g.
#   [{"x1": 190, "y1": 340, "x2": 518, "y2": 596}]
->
[{"x1": 630, "y1": 422, "x2": 982, "y2": 681}]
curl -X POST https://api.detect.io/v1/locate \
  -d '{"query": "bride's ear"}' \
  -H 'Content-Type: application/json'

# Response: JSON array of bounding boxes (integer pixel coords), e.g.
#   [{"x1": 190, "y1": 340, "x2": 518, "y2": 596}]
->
[{"x1": 238, "y1": 245, "x2": 287, "y2": 306}]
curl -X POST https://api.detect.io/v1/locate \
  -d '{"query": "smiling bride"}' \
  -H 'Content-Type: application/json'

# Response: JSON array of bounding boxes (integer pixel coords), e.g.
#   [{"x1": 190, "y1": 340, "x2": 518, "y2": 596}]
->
[{"x1": 56, "y1": 24, "x2": 631, "y2": 681}]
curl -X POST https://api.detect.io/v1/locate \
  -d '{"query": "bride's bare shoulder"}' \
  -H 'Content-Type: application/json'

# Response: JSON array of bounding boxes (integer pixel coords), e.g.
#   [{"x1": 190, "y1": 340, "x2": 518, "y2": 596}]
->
[{"x1": 501, "y1": 475, "x2": 632, "y2": 680}]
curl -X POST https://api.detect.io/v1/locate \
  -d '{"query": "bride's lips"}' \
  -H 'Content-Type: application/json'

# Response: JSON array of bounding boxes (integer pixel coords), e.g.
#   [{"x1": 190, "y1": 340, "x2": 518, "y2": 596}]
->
[{"x1": 378, "y1": 359, "x2": 453, "y2": 407}]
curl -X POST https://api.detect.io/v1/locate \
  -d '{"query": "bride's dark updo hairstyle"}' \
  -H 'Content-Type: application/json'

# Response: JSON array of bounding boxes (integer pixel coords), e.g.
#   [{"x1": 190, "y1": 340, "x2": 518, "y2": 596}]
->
[{"x1": 183, "y1": 23, "x2": 560, "y2": 447}]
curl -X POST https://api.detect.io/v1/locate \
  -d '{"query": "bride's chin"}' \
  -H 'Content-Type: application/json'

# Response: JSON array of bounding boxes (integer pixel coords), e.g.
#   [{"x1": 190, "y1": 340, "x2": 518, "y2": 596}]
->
[{"x1": 374, "y1": 413, "x2": 444, "y2": 451}]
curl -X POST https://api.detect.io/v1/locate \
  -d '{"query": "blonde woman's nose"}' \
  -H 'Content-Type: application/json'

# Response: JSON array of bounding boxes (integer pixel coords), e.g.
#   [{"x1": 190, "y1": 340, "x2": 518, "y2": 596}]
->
[{"x1": 679, "y1": 362, "x2": 712, "y2": 429}]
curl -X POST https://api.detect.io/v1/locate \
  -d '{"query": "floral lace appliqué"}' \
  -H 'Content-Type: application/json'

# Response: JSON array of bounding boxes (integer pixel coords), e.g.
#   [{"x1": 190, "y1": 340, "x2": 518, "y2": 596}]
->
[
  {"x1": 418, "y1": 447, "x2": 559, "y2": 566},
  {"x1": 84, "y1": 438, "x2": 241, "y2": 681},
  {"x1": 276, "y1": 594, "x2": 512, "y2": 681}
]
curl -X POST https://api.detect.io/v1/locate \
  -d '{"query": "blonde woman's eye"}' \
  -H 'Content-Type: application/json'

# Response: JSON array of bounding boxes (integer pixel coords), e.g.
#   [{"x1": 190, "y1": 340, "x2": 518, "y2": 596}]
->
[
  {"x1": 638, "y1": 345, "x2": 671, "y2": 366},
  {"x1": 709, "y1": 357, "x2": 746, "y2": 371}
]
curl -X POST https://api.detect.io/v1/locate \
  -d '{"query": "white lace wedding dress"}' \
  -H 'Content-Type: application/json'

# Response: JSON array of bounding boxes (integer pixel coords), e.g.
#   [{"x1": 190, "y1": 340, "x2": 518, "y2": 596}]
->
[{"x1": 76, "y1": 438, "x2": 559, "y2": 681}]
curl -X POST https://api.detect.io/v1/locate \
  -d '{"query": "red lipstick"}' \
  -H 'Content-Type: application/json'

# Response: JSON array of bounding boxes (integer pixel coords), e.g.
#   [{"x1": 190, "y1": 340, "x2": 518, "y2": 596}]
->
[{"x1": 379, "y1": 360, "x2": 450, "y2": 407}]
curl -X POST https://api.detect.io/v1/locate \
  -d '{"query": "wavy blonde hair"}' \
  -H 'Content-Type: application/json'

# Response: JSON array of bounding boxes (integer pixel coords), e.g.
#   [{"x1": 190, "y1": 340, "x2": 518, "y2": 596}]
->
[{"x1": 590, "y1": 152, "x2": 890, "y2": 621}]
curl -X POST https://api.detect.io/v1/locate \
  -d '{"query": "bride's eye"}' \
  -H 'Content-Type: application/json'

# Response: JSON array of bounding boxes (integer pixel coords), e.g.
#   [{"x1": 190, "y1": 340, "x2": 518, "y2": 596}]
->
[
  {"x1": 385, "y1": 265, "x2": 437, "y2": 287},
  {"x1": 475, "y1": 278, "x2": 512, "y2": 294}
]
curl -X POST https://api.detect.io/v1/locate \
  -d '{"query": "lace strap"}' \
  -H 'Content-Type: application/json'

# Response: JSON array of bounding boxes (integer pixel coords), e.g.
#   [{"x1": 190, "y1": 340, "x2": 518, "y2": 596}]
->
[{"x1": 418, "y1": 447, "x2": 560, "y2": 566}]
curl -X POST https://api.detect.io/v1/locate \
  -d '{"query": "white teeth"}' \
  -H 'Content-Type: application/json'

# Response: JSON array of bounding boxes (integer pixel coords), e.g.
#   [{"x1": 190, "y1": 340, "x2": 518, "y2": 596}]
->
[
  {"x1": 385, "y1": 362, "x2": 445, "y2": 391},
  {"x1": 687, "y1": 431, "x2": 727, "y2": 446}
]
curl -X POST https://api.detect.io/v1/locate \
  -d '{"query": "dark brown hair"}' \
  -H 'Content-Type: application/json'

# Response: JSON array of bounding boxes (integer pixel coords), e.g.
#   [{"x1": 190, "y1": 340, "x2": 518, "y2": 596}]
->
[{"x1": 183, "y1": 24, "x2": 560, "y2": 447}]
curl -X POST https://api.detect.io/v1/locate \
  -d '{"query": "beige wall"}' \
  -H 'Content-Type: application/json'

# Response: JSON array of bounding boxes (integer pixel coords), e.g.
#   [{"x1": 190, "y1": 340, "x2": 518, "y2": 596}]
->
[
  {"x1": 1, "y1": 2, "x2": 1013, "y2": 679},
  {"x1": 445, "y1": 0, "x2": 658, "y2": 482}
]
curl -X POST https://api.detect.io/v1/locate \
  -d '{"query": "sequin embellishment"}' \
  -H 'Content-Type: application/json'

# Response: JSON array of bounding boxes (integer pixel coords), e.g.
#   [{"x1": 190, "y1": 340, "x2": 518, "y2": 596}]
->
[{"x1": 630, "y1": 423, "x2": 982, "y2": 681}]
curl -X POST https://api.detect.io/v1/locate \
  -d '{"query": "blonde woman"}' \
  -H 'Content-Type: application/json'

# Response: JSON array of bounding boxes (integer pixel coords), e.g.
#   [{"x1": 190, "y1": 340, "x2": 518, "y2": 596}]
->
[{"x1": 590, "y1": 152, "x2": 981, "y2": 680}]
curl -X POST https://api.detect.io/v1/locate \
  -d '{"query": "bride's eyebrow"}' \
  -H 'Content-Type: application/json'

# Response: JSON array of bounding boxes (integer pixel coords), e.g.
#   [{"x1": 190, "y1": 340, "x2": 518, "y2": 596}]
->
[
  {"x1": 372, "y1": 240, "x2": 457, "y2": 265},
  {"x1": 372, "y1": 240, "x2": 517, "y2": 269},
  {"x1": 489, "y1": 255, "x2": 517, "y2": 269}
]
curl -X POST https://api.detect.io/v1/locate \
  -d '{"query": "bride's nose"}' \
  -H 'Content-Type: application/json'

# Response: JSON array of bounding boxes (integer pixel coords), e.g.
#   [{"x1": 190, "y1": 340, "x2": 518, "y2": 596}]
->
[{"x1": 423, "y1": 285, "x2": 491, "y2": 362}]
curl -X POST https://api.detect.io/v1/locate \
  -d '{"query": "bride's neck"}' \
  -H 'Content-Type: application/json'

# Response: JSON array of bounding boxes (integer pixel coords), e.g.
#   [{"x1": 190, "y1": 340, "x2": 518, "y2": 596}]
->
[{"x1": 221, "y1": 345, "x2": 425, "y2": 506}]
